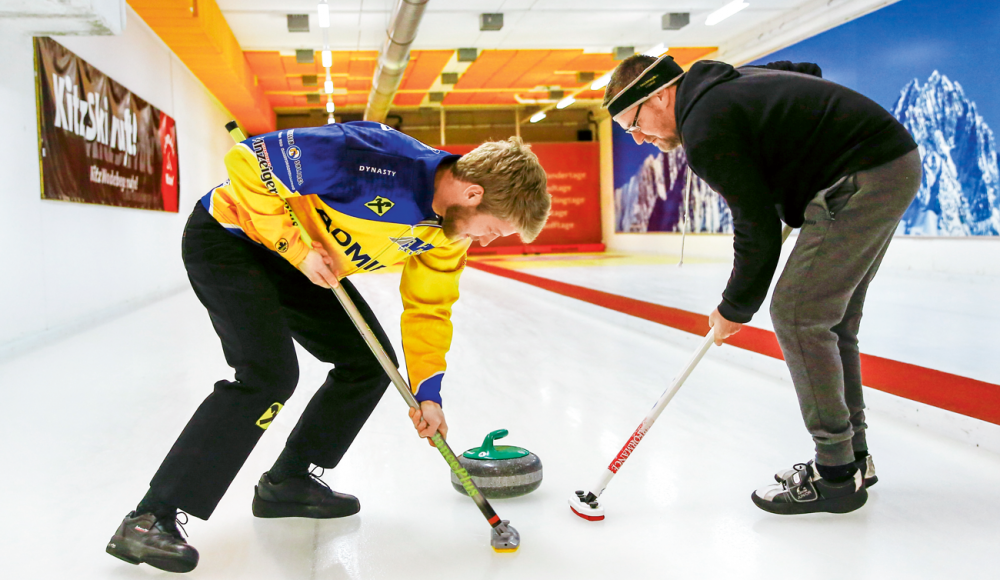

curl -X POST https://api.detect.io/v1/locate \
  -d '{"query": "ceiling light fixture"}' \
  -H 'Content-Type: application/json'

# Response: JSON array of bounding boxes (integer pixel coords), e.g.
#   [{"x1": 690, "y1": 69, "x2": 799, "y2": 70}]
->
[
  {"x1": 325, "y1": 78, "x2": 334, "y2": 94},
  {"x1": 326, "y1": 99, "x2": 335, "y2": 113},
  {"x1": 317, "y1": 1, "x2": 330, "y2": 28},
  {"x1": 643, "y1": 44, "x2": 669, "y2": 57},
  {"x1": 530, "y1": 111, "x2": 546, "y2": 123},
  {"x1": 591, "y1": 73, "x2": 611, "y2": 91},
  {"x1": 321, "y1": 50, "x2": 332, "y2": 68},
  {"x1": 705, "y1": 0, "x2": 749, "y2": 26},
  {"x1": 556, "y1": 96, "x2": 575, "y2": 110}
]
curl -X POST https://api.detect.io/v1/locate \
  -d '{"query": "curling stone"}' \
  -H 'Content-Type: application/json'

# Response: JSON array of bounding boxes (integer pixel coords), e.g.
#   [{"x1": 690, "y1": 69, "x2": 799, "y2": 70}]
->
[{"x1": 451, "y1": 429, "x2": 542, "y2": 499}]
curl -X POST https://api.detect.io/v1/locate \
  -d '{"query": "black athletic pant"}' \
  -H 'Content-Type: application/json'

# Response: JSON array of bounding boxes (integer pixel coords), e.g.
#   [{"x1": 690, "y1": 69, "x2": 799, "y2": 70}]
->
[{"x1": 148, "y1": 204, "x2": 396, "y2": 520}]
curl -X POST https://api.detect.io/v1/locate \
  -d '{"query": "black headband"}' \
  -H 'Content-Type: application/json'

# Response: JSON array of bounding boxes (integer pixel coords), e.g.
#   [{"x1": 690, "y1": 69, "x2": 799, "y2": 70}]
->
[{"x1": 606, "y1": 55, "x2": 684, "y2": 118}]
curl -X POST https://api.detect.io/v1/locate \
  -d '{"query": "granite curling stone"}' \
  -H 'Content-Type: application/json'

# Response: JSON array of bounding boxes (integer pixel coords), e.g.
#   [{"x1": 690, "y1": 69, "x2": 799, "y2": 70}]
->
[{"x1": 451, "y1": 429, "x2": 542, "y2": 498}]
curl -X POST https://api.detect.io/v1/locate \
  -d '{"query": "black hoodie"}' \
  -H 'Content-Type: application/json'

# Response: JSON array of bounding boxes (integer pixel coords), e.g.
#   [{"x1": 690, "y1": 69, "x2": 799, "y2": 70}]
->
[{"x1": 675, "y1": 60, "x2": 917, "y2": 323}]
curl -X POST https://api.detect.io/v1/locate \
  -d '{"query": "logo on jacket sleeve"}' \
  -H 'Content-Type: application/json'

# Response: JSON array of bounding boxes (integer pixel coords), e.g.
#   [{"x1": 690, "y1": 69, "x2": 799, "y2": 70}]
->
[
  {"x1": 389, "y1": 235, "x2": 435, "y2": 255},
  {"x1": 365, "y1": 196, "x2": 395, "y2": 216},
  {"x1": 286, "y1": 145, "x2": 301, "y2": 159},
  {"x1": 276, "y1": 238, "x2": 289, "y2": 253}
]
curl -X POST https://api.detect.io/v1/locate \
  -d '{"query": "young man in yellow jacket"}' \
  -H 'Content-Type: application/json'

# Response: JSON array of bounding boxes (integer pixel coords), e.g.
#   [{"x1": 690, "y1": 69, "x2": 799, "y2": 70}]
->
[{"x1": 107, "y1": 121, "x2": 550, "y2": 573}]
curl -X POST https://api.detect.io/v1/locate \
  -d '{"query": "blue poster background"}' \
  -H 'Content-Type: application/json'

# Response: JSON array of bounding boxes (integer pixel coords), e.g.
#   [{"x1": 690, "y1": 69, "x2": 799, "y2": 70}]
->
[{"x1": 613, "y1": 0, "x2": 1000, "y2": 236}]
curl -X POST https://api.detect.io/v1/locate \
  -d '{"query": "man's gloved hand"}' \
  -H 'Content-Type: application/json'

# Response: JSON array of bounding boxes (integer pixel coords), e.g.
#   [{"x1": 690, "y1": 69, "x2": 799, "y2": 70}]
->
[{"x1": 409, "y1": 400, "x2": 448, "y2": 447}]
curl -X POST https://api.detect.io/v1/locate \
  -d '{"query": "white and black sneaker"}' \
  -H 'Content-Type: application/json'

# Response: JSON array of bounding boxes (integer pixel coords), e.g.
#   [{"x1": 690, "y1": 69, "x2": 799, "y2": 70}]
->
[
  {"x1": 752, "y1": 460, "x2": 868, "y2": 515},
  {"x1": 775, "y1": 454, "x2": 878, "y2": 488}
]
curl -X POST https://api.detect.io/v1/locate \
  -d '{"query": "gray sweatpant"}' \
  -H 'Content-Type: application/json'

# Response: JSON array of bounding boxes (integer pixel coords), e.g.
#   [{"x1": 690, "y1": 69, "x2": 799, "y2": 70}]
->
[{"x1": 770, "y1": 149, "x2": 922, "y2": 467}]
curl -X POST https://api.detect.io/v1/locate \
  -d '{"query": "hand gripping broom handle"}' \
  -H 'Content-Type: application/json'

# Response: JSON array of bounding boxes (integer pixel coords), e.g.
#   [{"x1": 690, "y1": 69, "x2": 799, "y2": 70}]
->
[
  {"x1": 225, "y1": 121, "x2": 509, "y2": 531},
  {"x1": 581, "y1": 224, "x2": 793, "y2": 503}
]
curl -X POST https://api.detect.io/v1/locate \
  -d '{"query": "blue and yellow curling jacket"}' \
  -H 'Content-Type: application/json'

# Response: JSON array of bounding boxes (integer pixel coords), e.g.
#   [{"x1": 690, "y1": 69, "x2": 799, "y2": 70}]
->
[{"x1": 200, "y1": 121, "x2": 471, "y2": 405}]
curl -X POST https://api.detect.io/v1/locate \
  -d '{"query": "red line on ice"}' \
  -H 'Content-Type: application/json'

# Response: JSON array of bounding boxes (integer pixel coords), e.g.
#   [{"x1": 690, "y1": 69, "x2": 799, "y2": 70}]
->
[{"x1": 467, "y1": 260, "x2": 1000, "y2": 426}]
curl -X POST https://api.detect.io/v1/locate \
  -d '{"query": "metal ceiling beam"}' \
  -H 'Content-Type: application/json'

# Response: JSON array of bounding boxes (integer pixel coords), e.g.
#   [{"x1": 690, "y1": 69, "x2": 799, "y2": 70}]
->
[{"x1": 364, "y1": 0, "x2": 430, "y2": 123}]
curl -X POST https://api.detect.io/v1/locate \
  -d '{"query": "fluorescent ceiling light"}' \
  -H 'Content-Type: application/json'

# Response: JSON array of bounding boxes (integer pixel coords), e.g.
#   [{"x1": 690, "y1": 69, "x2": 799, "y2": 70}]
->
[
  {"x1": 529, "y1": 111, "x2": 546, "y2": 123},
  {"x1": 321, "y1": 50, "x2": 332, "y2": 68},
  {"x1": 706, "y1": 1, "x2": 749, "y2": 26},
  {"x1": 643, "y1": 44, "x2": 669, "y2": 57},
  {"x1": 325, "y1": 79, "x2": 334, "y2": 93},
  {"x1": 327, "y1": 114, "x2": 336, "y2": 124},
  {"x1": 591, "y1": 73, "x2": 611, "y2": 90},
  {"x1": 326, "y1": 100, "x2": 335, "y2": 113},
  {"x1": 317, "y1": 1, "x2": 330, "y2": 28},
  {"x1": 556, "y1": 96, "x2": 575, "y2": 109}
]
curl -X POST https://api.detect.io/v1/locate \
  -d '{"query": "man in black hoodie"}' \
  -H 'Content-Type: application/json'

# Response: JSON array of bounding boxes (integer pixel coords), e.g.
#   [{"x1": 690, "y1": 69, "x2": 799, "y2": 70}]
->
[{"x1": 604, "y1": 54, "x2": 921, "y2": 515}]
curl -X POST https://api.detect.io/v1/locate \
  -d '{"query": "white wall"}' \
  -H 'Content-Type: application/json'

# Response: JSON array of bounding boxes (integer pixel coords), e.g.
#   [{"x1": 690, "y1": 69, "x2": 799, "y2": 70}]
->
[{"x1": 0, "y1": 7, "x2": 234, "y2": 355}]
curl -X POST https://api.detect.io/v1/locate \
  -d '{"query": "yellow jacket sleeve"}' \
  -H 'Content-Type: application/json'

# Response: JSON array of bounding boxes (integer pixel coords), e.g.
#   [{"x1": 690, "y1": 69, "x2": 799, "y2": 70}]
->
[
  {"x1": 399, "y1": 236, "x2": 472, "y2": 405},
  {"x1": 220, "y1": 145, "x2": 311, "y2": 266}
]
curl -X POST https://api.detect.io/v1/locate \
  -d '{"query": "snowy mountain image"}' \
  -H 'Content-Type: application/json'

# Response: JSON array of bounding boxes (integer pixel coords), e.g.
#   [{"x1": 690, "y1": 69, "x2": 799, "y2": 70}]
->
[
  {"x1": 892, "y1": 71, "x2": 1000, "y2": 236},
  {"x1": 614, "y1": 70, "x2": 999, "y2": 237},
  {"x1": 614, "y1": 147, "x2": 732, "y2": 233}
]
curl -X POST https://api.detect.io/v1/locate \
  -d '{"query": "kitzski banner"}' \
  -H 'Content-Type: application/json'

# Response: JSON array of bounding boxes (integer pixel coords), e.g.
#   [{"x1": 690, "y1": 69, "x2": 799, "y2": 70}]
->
[{"x1": 34, "y1": 37, "x2": 179, "y2": 212}]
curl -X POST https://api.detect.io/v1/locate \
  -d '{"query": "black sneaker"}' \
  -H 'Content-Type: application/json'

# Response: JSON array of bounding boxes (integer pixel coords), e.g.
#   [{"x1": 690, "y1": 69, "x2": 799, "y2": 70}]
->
[
  {"x1": 775, "y1": 454, "x2": 878, "y2": 488},
  {"x1": 106, "y1": 511, "x2": 199, "y2": 573},
  {"x1": 752, "y1": 460, "x2": 868, "y2": 515},
  {"x1": 252, "y1": 468, "x2": 360, "y2": 519}
]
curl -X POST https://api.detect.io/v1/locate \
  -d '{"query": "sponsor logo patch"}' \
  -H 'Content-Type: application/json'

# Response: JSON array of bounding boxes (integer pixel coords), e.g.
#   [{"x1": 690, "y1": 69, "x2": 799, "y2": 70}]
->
[
  {"x1": 252, "y1": 138, "x2": 279, "y2": 196},
  {"x1": 389, "y1": 234, "x2": 435, "y2": 255},
  {"x1": 365, "y1": 196, "x2": 395, "y2": 216},
  {"x1": 314, "y1": 209, "x2": 388, "y2": 272},
  {"x1": 359, "y1": 165, "x2": 396, "y2": 177},
  {"x1": 286, "y1": 145, "x2": 301, "y2": 160},
  {"x1": 256, "y1": 403, "x2": 283, "y2": 430},
  {"x1": 275, "y1": 238, "x2": 289, "y2": 253}
]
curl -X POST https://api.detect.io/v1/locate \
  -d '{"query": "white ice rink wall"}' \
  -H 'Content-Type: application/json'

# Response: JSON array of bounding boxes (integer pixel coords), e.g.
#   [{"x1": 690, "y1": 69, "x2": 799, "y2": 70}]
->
[{"x1": 0, "y1": 6, "x2": 233, "y2": 354}]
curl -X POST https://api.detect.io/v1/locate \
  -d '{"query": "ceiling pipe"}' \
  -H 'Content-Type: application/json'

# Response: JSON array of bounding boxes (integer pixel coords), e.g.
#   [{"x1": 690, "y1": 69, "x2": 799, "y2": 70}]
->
[{"x1": 364, "y1": 0, "x2": 430, "y2": 123}]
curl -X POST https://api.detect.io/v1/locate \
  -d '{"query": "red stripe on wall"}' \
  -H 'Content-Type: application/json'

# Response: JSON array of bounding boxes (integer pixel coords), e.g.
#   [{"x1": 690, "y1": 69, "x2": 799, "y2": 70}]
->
[{"x1": 467, "y1": 260, "x2": 1000, "y2": 426}]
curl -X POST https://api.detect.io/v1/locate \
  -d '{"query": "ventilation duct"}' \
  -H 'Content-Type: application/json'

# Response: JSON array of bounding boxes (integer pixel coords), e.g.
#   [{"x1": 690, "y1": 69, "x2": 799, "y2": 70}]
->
[{"x1": 364, "y1": 0, "x2": 430, "y2": 123}]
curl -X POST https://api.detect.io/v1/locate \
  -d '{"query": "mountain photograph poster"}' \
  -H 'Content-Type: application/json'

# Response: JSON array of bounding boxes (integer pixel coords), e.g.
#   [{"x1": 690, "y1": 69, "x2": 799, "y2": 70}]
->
[{"x1": 612, "y1": 0, "x2": 999, "y2": 237}]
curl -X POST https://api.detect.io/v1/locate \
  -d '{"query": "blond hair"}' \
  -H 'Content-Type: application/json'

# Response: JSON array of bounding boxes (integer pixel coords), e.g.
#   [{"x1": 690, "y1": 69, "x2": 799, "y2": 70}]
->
[{"x1": 452, "y1": 137, "x2": 551, "y2": 242}]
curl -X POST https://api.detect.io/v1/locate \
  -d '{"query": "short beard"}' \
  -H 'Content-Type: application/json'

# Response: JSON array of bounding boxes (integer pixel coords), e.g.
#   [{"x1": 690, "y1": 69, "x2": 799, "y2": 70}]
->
[
  {"x1": 441, "y1": 204, "x2": 477, "y2": 240},
  {"x1": 654, "y1": 133, "x2": 682, "y2": 152}
]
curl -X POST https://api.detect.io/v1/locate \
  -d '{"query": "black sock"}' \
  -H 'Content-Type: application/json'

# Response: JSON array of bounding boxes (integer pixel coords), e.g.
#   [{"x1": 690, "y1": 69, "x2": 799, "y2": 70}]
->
[
  {"x1": 816, "y1": 462, "x2": 858, "y2": 483},
  {"x1": 854, "y1": 450, "x2": 869, "y2": 463},
  {"x1": 269, "y1": 447, "x2": 310, "y2": 483},
  {"x1": 136, "y1": 490, "x2": 177, "y2": 519}
]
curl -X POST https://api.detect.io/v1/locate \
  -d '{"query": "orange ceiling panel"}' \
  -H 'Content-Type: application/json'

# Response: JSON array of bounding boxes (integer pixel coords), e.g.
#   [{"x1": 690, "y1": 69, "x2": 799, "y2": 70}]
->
[
  {"x1": 244, "y1": 51, "x2": 282, "y2": 72},
  {"x1": 481, "y1": 51, "x2": 550, "y2": 89},
  {"x1": 442, "y1": 92, "x2": 474, "y2": 106},
  {"x1": 258, "y1": 77, "x2": 290, "y2": 92},
  {"x1": 266, "y1": 94, "x2": 299, "y2": 108},
  {"x1": 393, "y1": 93, "x2": 425, "y2": 106},
  {"x1": 130, "y1": 0, "x2": 275, "y2": 134},
  {"x1": 348, "y1": 58, "x2": 377, "y2": 79},
  {"x1": 281, "y1": 56, "x2": 319, "y2": 76},
  {"x1": 564, "y1": 53, "x2": 618, "y2": 72},
  {"x1": 576, "y1": 89, "x2": 605, "y2": 100},
  {"x1": 456, "y1": 50, "x2": 621, "y2": 92},
  {"x1": 454, "y1": 51, "x2": 518, "y2": 89},
  {"x1": 347, "y1": 78, "x2": 372, "y2": 92},
  {"x1": 398, "y1": 50, "x2": 454, "y2": 91},
  {"x1": 510, "y1": 51, "x2": 582, "y2": 88},
  {"x1": 669, "y1": 47, "x2": 718, "y2": 66}
]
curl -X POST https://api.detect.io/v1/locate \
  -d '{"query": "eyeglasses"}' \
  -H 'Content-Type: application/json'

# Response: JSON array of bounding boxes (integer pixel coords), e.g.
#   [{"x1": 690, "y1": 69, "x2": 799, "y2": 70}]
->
[{"x1": 625, "y1": 101, "x2": 645, "y2": 134}]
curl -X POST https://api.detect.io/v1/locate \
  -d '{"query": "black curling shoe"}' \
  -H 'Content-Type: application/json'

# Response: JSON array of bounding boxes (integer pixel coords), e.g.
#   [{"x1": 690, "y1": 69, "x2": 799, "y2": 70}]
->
[
  {"x1": 776, "y1": 454, "x2": 878, "y2": 488},
  {"x1": 252, "y1": 469, "x2": 360, "y2": 519},
  {"x1": 106, "y1": 511, "x2": 199, "y2": 573},
  {"x1": 752, "y1": 460, "x2": 868, "y2": 515}
]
